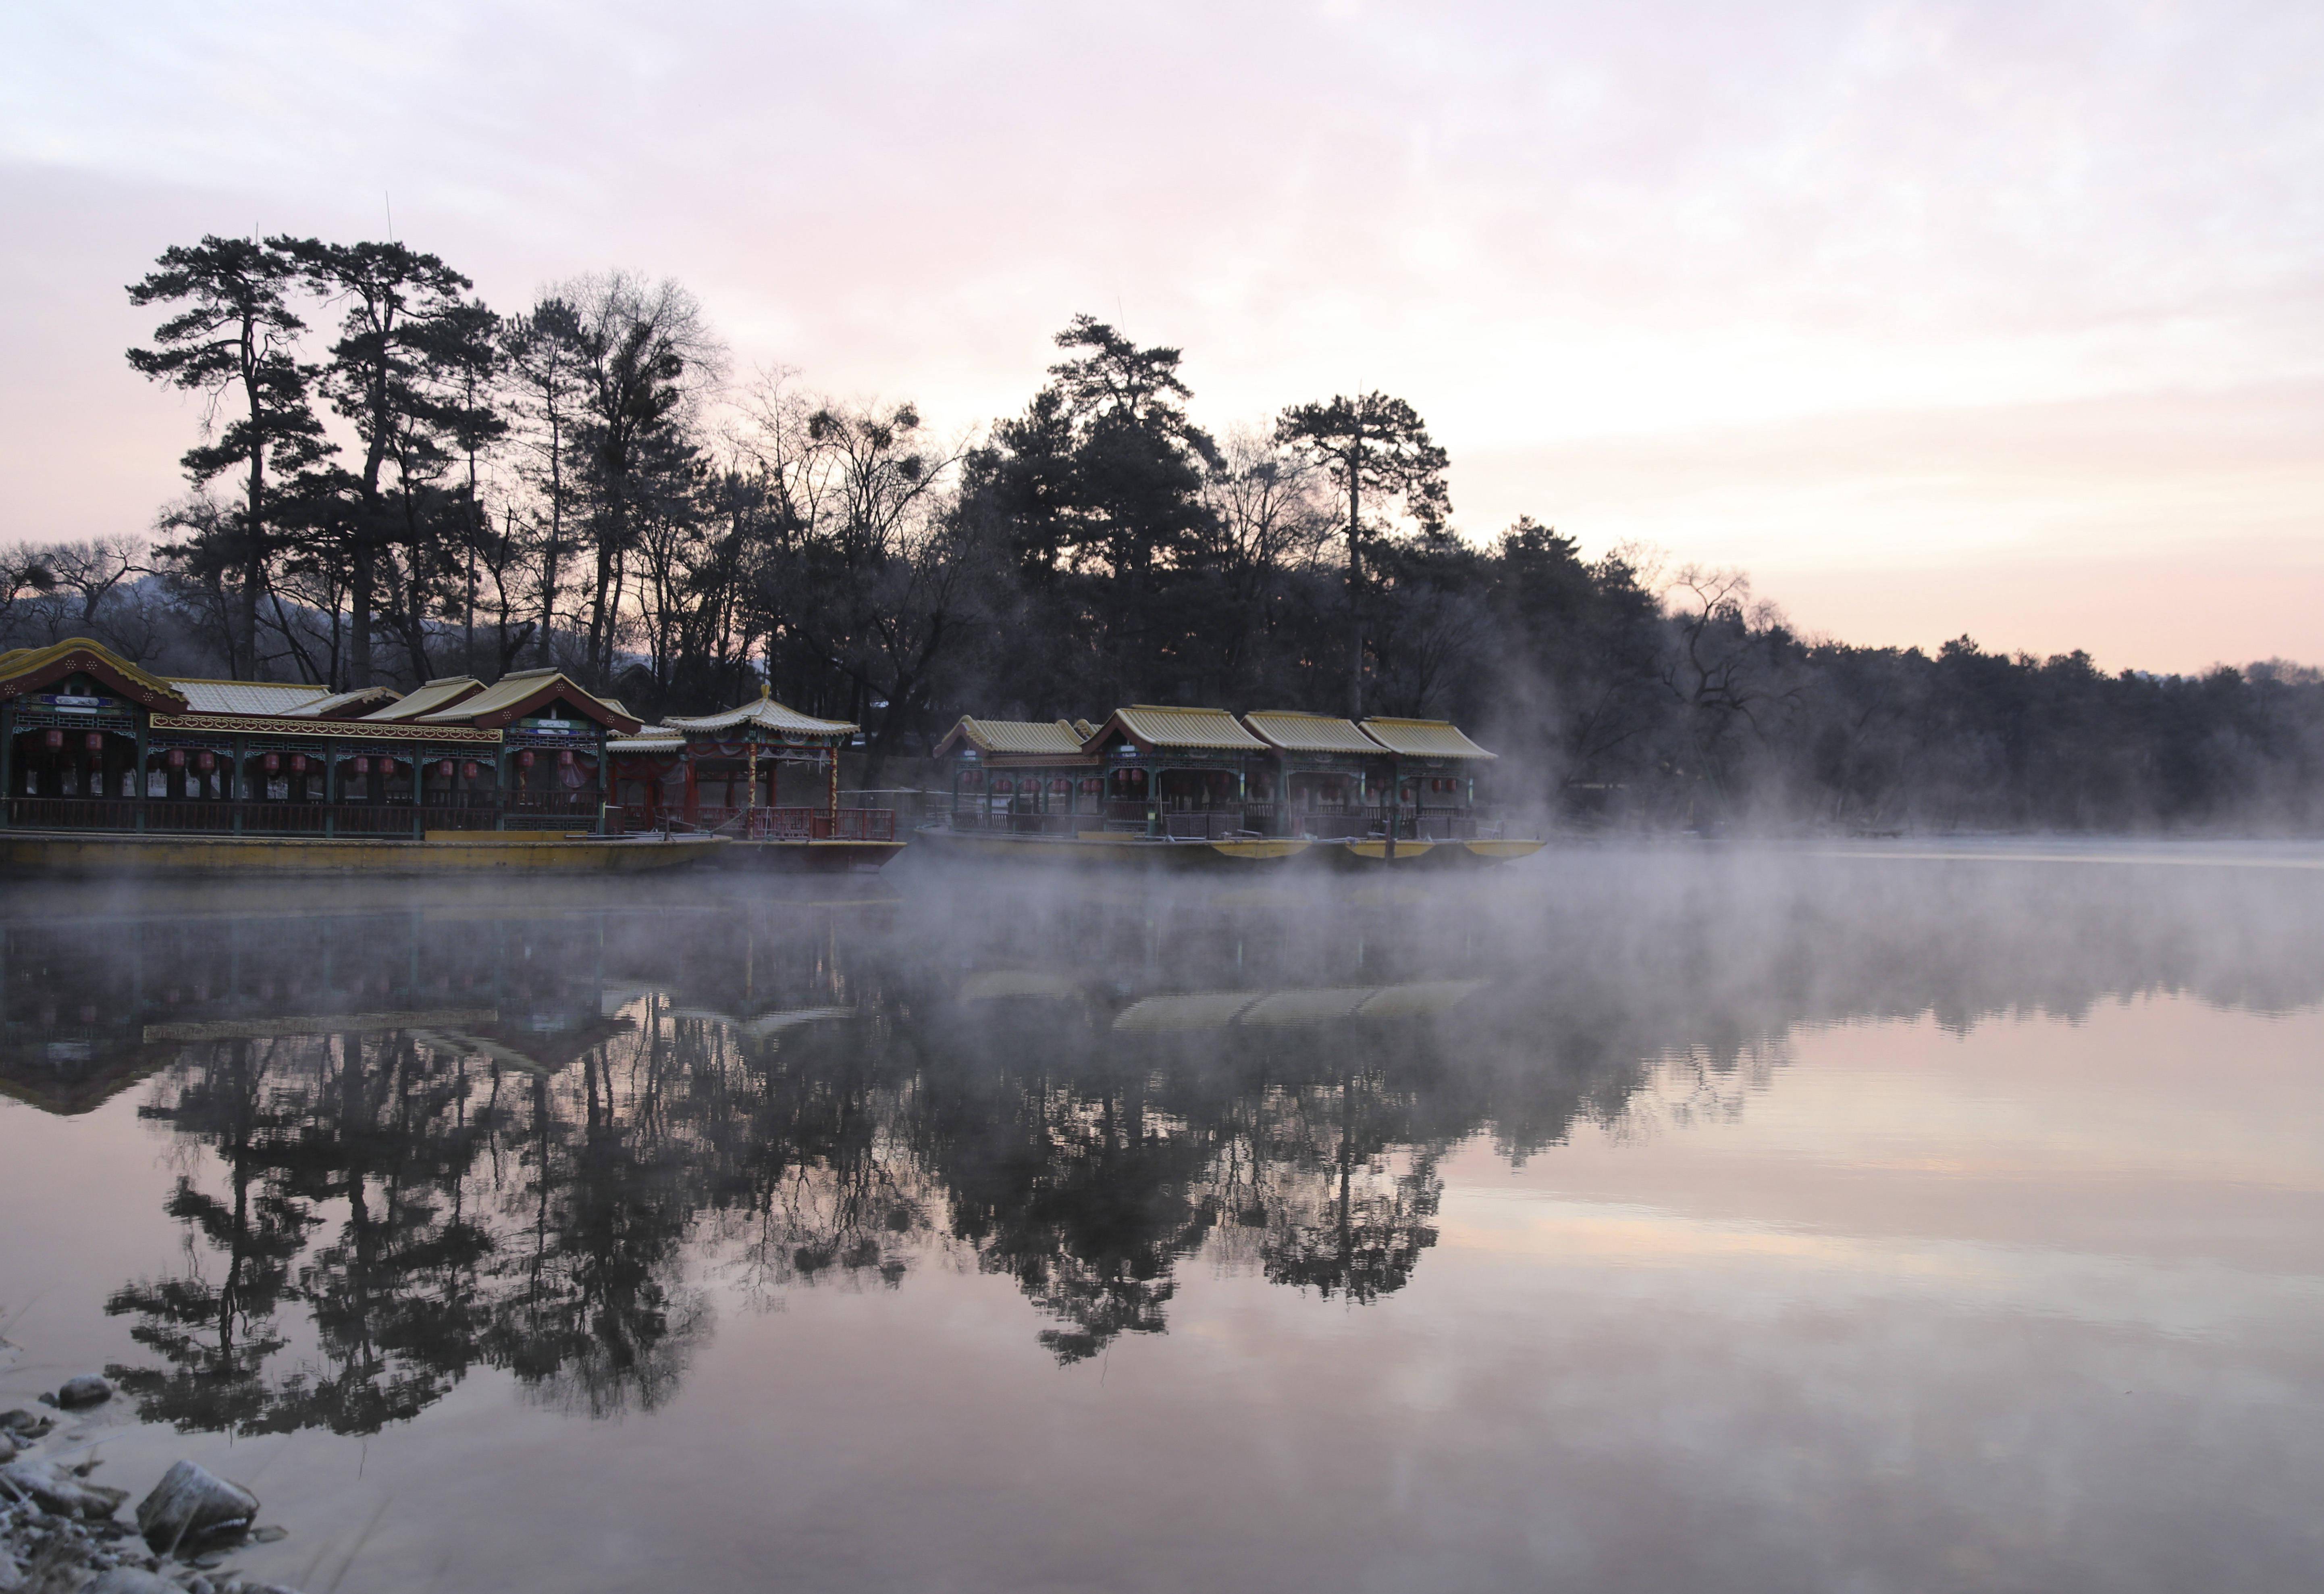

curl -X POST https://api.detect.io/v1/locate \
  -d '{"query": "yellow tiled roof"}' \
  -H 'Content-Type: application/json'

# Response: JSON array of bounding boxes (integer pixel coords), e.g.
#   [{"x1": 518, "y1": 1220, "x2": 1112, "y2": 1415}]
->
[
  {"x1": 416, "y1": 668, "x2": 636, "y2": 730},
  {"x1": 281, "y1": 685, "x2": 402, "y2": 718},
  {"x1": 166, "y1": 678, "x2": 336, "y2": 716},
  {"x1": 363, "y1": 676, "x2": 484, "y2": 722},
  {"x1": 607, "y1": 728, "x2": 687, "y2": 753},
  {"x1": 1241, "y1": 710, "x2": 1380, "y2": 755},
  {"x1": 665, "y1": 697, "x2": 857, "y2": 740},
  {"x1": 0, "y1": 637, "x2": 187, "y2": 709},
  {"x1": 1358, "y1": 718, "x2": 1497, "y2": 760},
  {"x1": 1108, "y1": 705, "x2": 1268, "y2": 751},
  {"x1": 934, "y1": 716, "x2": 1089, "y2": 757}
]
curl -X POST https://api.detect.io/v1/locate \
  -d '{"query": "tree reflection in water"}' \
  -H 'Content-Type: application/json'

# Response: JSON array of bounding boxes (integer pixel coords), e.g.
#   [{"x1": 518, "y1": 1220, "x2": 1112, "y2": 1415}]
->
[{"x1": 24, "y1": 851, "x2": 2316, "y2": 1434}]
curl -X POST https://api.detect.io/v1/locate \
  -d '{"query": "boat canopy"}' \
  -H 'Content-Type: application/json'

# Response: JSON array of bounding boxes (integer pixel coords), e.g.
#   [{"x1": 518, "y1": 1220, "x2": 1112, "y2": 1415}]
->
[
  {"x1": 281, "y1": 685, "x2": 403, "y2": 718},
  {"x1": 0, "y1": 637, "x2": 188, "y2": 712},
  {"x1": 362, "y1": 676, "x2": 485, "y2": 722},
  {"x1": 1089, "y1": 705, "x2": 1268, "y2": 753},
  {"x1": 166, "y1": 678, "x2": 336, "y2": 716},
  {"x1": 934, "y1": 716, "x2": 1089, "y2": 758},
  {"x1": 1358, "y1": 718, "x2": 1498, "y2": 760},
  {"x1": 665, "y1": 693, "x2": 856, "y2": 743},
  {"x1": 415, "y1": 668, "x2": 642, "y2": 734},
  {"x1": 1241, "y1": 710, "x2": 1380, "y2": 755}
]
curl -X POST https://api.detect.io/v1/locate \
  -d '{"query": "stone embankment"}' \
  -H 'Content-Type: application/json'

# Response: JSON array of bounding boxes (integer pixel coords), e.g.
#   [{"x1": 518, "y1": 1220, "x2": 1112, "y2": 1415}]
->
[{"x1": 0, "y1": 1377, "x2": 301, "y2": 1594}]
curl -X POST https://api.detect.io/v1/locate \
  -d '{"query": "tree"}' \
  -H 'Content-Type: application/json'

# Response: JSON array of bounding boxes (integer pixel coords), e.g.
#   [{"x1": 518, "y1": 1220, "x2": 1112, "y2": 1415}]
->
[
  {"x1": 502, "y1": 298, "x2": 592, "y2": 666},
  {"x1": 1274, "y1": 392, "x2": 1450, "y2": 719},
  {"x1": 127, "y1": 237, "x2": 331, "y2": 677},
  {"x1": 277, "y1": 238, "x2": 497, "y2": 685},
  {"x1": 565, "y1": 274, "x2": 723, "y2": 680}
]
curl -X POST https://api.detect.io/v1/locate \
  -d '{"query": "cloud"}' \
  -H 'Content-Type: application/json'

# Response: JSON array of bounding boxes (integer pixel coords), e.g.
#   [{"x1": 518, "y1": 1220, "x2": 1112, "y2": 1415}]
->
[{"x1": 4, "y1": 0, "x2": 2320, "y2": 664}]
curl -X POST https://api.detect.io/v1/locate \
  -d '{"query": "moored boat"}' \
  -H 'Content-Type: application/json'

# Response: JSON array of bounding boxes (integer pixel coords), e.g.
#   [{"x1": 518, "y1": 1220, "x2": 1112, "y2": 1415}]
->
[{"x1": 924, "y1": 703, "x2": 1542, "y2": 871}]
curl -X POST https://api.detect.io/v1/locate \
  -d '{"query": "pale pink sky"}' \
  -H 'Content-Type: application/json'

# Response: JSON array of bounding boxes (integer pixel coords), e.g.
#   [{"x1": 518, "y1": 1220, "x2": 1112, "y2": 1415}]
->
[{"x1": 4, "y1": 1, "x2": 2321, "y2": 671}]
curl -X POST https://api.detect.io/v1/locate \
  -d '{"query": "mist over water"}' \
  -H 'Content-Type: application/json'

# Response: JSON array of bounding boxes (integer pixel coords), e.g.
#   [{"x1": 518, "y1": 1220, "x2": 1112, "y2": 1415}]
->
[{"x1": 2, "y1": 847, "x2": 2321, "y2": 1592}]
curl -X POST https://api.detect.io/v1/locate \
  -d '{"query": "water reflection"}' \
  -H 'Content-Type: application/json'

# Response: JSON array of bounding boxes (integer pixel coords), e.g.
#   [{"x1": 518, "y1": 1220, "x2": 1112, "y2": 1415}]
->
[{"x1": 5, "y1": 850, "x2": 2320, "y2": 1439}]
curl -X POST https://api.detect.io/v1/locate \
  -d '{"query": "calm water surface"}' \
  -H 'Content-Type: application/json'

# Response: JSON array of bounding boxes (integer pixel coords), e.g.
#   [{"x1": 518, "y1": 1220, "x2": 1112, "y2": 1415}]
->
[{"x1": 1, "y1": 844, "x2": 2320, "y2": 1592}]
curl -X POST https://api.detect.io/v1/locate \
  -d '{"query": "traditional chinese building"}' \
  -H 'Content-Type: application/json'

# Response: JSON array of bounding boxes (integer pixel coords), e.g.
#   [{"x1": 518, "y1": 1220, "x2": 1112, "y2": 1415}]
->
[
  {"x1": 1080, "y1": 706, "x2": 1272, "y2": 839},
  {"x1": 609, "y1": 691, "x2": 882, "y2": 839},
  {"x1": 0, "y1": 641, "x2": 639, "y2": 835},
  {"x1": 931, "y1": 717, "x2": 1098, "y2": 832}
]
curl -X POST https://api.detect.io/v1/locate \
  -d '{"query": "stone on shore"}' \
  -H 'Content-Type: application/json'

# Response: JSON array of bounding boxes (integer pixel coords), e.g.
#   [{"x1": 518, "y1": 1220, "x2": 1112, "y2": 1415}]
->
[
  {"x1": 136, "y1": 1460, "x2": 260, "y2": 1550},
  {"x1": 54, "y1": 1373, "x2": 114, "y2": 1409},
  {"x1": 84, "y1": 1569, "x2": 181, "y2": 1594},
  {"x1": 0, "y1": 1456, "x2": 130, "y2": 1518}
]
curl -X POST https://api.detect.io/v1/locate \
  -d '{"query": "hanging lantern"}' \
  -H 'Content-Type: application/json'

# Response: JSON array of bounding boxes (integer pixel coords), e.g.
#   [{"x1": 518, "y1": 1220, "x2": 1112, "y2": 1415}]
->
[
  {"x1": 1080, "y1": 777, "x2": 1101, "y2": 795},
  {"x1": 462, "y1": 761, "x2": 479, "y2": 780},
  {"x1": 991, "y1": 777, "x2": 1014, "y2": 795},
  {"x1": 1050, "y1": 778, "x2": 1070, "y2": 795},
  {"x1": 557, "y1": 748, "x2": 574, "y2": 767},
  {"x1": 518, "y1": 749, "x2": 536, "y2": 769},
  {"x1": 196, "y1": 751, "x2": 215, "y2": 772},
  {"x1": 353, "y1": 755, "x2": 370, "y2": 775},
  {"x1": 43, "y1": 729, "x2": 62, "y2": 749},
  {"x1": 289, "y1": 754, "x2": 307, "y2": 774},
  {"x1": 167, "y1": 748, "x2": 185, "y2": 768},
  {"x1": 84, "y1": 732, "x2": 104, "y2": 753},
  {"x1": 262, "y1": 752, "x2": 280, "y2": 773},
  {"x1": 437, "y1": 760, "x2": 455, "y2": 778}
]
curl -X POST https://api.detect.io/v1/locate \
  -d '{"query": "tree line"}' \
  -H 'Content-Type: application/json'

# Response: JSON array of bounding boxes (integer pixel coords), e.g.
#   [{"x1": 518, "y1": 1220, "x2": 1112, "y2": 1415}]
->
[{"x1": 2, "y1": 229, "x2": 2317, "y2": 828}]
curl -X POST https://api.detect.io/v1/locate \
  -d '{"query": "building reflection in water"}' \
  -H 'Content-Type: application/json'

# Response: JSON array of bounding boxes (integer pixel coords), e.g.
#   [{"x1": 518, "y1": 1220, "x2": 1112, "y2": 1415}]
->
[{"x1": 5, "y1": 856, "x2": 2318, "y2": 1438}]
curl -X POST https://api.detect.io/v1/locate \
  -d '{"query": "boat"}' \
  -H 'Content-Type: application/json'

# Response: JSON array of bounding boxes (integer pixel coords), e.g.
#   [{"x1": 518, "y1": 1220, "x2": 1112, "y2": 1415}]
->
[
  {"x1": 0, "y1": 640, "x2": 904, "y2": 876},
  {"x1": 924, "y1": 704, "x2": 1543, "y2": 870}
]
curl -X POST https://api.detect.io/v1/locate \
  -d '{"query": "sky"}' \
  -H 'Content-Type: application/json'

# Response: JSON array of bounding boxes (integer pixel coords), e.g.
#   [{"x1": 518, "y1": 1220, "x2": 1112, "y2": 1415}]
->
[{"x1": 3, "y1": 0, "x2": 2321, "y2": 672}]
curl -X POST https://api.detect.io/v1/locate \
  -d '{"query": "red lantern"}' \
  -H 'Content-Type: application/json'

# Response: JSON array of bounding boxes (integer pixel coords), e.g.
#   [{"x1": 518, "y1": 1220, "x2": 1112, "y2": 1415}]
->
[
  {"x1": 262, "y1": 752, "x2": 280, "y2": 773},
  {"x1": 196, "y1": 751, "x2": 215, "y2": 772},
  {"x1": 353, "y1": 756, "x2": 370, "y2": 775},
  {"x1": 437, "y1": 760, "x2": 455, "y2": 778},
  {"x1": 43, "y1": 729, "x2": 61, "y2": 749},
  {"x1": 518, "y1": 749, "x2": 536, "y2": 768},
  {"x1": 84, "y1": 732, "x2": 104, "y2": 753},
  {"x1": 557, "y1": 749, "x2": 574, "y2": 767},
  {"x1": 462, "y1": 761, "x2": 479, "y2": 779},
  {"x1": 991, "y1": 777, "x2": 1014, "y2": 795},
  {"x1": 167, "y1": 748, "x2": 186, "y2": 769},
  {"x1": 289, "y1": 754, "x2": 307, "y2": 774},
  {"x1": 1050, "y1": 778, "x2": 1070, "y2": 795}
]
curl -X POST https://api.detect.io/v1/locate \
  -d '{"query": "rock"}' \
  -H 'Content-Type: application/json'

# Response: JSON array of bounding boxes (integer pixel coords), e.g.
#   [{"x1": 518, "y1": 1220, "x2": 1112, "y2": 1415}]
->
[
  {"x1": 83, "y1": 1570, "x2": 181, "y2": 1594},
  {"x1": 54, "y1": 1373, "x2": 114, "y2": 1409},
  {"x1": 0, "y1": 1457, "x2": 129, "y2": 1518},
  {"x1": 0, "y1": 1430, "x2": 17, "y2": 1463},
  {"x1": 135, "y1": 1461, "x2": 258, "y2": 1553},
  {"x1": 248, "y1": 1525, "x2": 288, "y2": 1544},
  {"x1": 0, "y1": 1408, "x2": 56, "y2": 1439}
]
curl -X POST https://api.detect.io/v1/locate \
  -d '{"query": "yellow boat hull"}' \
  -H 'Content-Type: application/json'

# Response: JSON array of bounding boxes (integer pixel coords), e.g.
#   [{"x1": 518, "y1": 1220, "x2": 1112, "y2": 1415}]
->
[
  {"x1": 0, "y1": 828, "x2": 727, "y2": 877},
  {"x1": 915, "y1": 827, "x2": 1309, "y2": 869},
  {"x1": 718, "y1": 839, "x2": 907, "y2": 872},
  {"x1": 1326, "y1": 837, "x2": 1547, "y2": 869}
]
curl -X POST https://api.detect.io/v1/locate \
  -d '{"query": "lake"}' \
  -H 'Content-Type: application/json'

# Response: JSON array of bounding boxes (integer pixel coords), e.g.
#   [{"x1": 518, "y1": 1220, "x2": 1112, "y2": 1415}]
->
[{"x1": 2, "y1": 843, "x2": 2320, "y2": 1592}]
